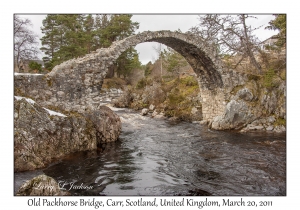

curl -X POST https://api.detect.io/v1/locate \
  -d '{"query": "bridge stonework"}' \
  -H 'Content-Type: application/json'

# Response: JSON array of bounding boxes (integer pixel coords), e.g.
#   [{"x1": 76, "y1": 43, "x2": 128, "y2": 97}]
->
[{"x1": 14, "y1": 30, "x2": 252, "y2": 124}]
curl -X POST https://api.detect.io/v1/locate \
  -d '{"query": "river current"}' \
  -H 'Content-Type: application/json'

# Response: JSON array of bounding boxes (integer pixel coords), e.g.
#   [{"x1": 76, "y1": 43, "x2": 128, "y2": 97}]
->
[{"x1": 14, "y1": 106, "x2": 286, "y2": 196}]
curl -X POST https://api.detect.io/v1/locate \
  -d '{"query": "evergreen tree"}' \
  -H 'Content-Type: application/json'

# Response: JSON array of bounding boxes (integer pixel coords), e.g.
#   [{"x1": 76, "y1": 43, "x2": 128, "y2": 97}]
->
[
  {"x1": 93, "y1": 14, "x2": 111, "y2": 48},
  {"x1": 144, "y1": 61, "x2": 153, "y2": 77},
  {"x1": 115, "y1": 47, "x2": 141, "y2": 78},
  {"x1": 40, "y1": 14, "x2": 140, "y2": 74},
  {"x1": 40, "y1": 15, "x2": 64, "y2": 69},
  {"x1": 265, "y1": 14, "x2": 286, "y2": 48},
  {"x1": 83, "y1": 14, "x2": 95, "y2": 53},
  {"x1": 28, "y1": 61, "x2": 42, "y2": 72},
  {"x1": 162, "y1": 48, "x2": 188, "y2": 78},
  {"x1": 99, "y1": 14, "x2": 139, "y2": 47},
  {"x1": 55, "y1": 14, "x2": 86, "y2": 61}
]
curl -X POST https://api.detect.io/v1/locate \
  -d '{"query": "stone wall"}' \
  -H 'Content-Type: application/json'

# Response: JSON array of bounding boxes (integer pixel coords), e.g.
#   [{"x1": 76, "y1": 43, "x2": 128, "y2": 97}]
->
[
  {"x1": 209, "y1": 70, "x2": 286, "y2": 132},
  {"x1": 14, "y1": 30, "x2": 286, "y2": 131},
  {"x1": 15, "y1": 30, "x2": 226, "y2": 119},
  {"x1": 14, "y1": 74, "x2": 123, "y2": 113},
  {"x1": 197, "y1": 69, "x2": 249, "y2": 122}
]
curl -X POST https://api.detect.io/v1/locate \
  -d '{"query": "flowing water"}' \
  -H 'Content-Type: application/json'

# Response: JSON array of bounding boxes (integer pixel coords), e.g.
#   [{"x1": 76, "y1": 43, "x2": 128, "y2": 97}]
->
[{"x1": 14, "y1": 107, "x2": 286, "y2": 196}]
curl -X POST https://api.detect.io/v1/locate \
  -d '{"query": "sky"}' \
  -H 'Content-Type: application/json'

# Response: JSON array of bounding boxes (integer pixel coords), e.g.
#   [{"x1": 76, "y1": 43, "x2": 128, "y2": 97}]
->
[{"x1": 19, "y1": 14, "x2": 277, "y2": 64}]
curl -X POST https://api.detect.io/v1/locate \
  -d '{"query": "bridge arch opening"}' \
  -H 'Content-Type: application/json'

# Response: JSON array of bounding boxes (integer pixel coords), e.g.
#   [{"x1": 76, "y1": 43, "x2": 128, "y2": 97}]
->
[
  {"x1": 47, "y1": 31, "x2": 227, "y2": 121},
  {"x1": 108, "y1": 31, "x2": 224, "y2": 91}
]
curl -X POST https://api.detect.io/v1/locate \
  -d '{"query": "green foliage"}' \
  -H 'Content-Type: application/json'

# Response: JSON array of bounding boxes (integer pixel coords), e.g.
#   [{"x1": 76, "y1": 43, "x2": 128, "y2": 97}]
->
[
  {"x1": 275, "y1": 117, "x2": 286, "y2": 126},
  {"x1": 180, "y1": 76, "x2": 198, "y2": 86},
  {"x1": 136, "y1": 78, "x2": 147, "y2": 89},
  {"x1": 125, "y1": 73, "x2": 201, "y2": 121},
  {"x1": 116, "y1": 47, "x2": 141, "y2": 78},
  {"x1": 162, "y1": 48, "x2": 188, "y2": 77},
  {"x1": 266, "y1": 14, "x2": 286, "y2": 48},
  {"x1": 40, "y1": 14, "x2": 140, "y2": 72},
  {"x1": 167, "y1": 89, "x2": 185, "y2": 105},
  {"x1": 162, "y1": 76, "x2": 200, "y2": 121},
  {"x1": 164, "y1": 89, "x2": 197, "y2": 121},
  {"x1": 162, "y1": 75, "x2": 175, "y2": 82},
  {"x1": 144, "y1": 61, "x2": 153, "y2": 77},
  {"x1": 28, "y1": 61, "x2": 42, "y2": 72},
  {"x1": 99, "y1": 14, "x2": 139, "y2": 47},
  {"x1": 263, "y1": 68, "x2": 276, "y2": 88}
]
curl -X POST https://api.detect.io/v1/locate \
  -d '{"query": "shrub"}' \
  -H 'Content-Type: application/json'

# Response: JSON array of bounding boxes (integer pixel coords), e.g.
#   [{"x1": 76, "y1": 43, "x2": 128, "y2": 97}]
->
[
  {"x1": 167, "y1": 92, "x2": 185, "y2": 105},
  {"x1": 275, "y1": 117, "x2": 286, "y2": 126},
  {"x1": 263, "y1": 68, "x2": 276, "y2": 88},
  {"x1": 180, "y1": 76, "x2": 198, "y2": 86},
  {"x1": 136, "y1": 78, "x2": 147, "y2": 89},
  {"x1": 29, "y1": 61, "x2": 42, "y2": 73}
]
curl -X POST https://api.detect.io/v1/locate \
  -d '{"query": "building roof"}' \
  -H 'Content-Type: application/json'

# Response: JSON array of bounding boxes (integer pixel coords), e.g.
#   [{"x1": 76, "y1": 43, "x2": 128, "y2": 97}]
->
[{"x1": 260, "y1": 35, "x2": 280, "y2": 44}]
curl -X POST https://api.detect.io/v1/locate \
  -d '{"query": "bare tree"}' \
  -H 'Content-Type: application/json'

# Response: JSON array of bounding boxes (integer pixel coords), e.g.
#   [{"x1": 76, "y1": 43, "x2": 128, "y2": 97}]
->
[
  {"x1": 14, "y1": 15, "x2": 40, "y2": 71},
  {"x1": 190, "y1": 14, "x2": 262, "y2": 74},
  {"x1": 152, "y1": 43, "x2": 163, "y2": 80}
]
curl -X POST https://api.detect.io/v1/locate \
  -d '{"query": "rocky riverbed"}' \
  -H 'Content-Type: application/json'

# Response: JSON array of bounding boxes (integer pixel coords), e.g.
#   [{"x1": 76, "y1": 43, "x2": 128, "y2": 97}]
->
[{"x1": 15, "y1": 106, "x2": 286, "y2": 196}]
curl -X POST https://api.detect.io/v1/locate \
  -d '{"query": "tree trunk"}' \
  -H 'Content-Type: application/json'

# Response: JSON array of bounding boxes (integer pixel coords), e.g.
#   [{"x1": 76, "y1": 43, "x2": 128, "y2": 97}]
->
[{"x1": 241, "y1": 15, "x2": 262, "y2": 74}]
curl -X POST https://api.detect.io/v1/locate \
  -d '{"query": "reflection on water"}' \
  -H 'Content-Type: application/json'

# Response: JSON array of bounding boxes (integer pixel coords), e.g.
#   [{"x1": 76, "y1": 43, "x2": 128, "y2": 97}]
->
[{"x1": 15, "y1": 107, "x2": 286, "y2": 196}]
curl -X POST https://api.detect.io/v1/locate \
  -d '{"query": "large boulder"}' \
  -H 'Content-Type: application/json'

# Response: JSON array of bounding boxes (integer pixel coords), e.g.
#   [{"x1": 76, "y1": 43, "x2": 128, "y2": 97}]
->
[
  {"x1": 211, "y1": 100, "x2": 254, "y2": 130},
  {"x1": 112, "y1": 86, "x2": 133, "y2": 108},
  {"x1": 141, "y1": 108, "x2": 149, "y2": 116},
  {"x1": 16, "y1": 175, "x2": 69, "y2": 196},
  {"x1": 14, "y1": 96, "x2": 121, "y2": 172},
  {"x1": 236, "y1": 88, "x2": 254, "y2": 101},
  {"x1": 84, "y1": 106, "x2": 121, "y2": 144}
]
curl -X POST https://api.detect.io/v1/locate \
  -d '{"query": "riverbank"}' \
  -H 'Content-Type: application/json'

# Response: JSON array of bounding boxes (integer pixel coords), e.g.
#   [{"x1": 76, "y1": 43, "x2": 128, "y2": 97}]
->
[
  {"x1": 110, "y1": 74, "x2": 285, "y2": 133},
  {"x1": 15, "y1": 106, "x2": 286, "y2": 196}
]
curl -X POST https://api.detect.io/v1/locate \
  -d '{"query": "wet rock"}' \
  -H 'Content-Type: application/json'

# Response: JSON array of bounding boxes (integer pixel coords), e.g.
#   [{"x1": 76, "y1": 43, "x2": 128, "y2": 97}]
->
[
  {"x1": 200, "y1": 120, "x2": 208, "y2": 125},
  {"x1": 141, "y1": 108, "x2": 149, "y2": 116},
  {"x1": 14, "y1": 97, "x2": 121, "y2": 172},
  {"x1": 16, "y1": 175, "x2": 70, "y2": 196},
  {"x1": 211, "y1": 100, "x2": 254, "y2": 130},
  {"x1": 112, "y1": 87, "x2": 133, "y2": 108},
  {"x1": 274, "y1": 125, "x2": 286, "y2": 133},
  {"x1": 149, "y1": 104, "x2": 155, "y2": 111},
  {"x1": 266, "y1": 126, "x2": 274, "y2": 131},
  {"x1": 250, "y1": 125, "x2": 264, "y2": 130},
  {"x1": 154, "y1": 113, "x2": 166, "y2": 119},
  {"x1": 84, "y1": 106, "x2": 121, "y2": 144},
  {"x1": 168, "y1": 116, "x2": 179, "y2": 122},
  {"x1": 151, "y1": 110, "x2": 158, "y2": 117}
]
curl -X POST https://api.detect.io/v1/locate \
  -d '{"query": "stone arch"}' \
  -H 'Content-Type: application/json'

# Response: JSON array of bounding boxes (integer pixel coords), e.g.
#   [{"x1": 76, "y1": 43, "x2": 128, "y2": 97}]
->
[
  {"x1": 48, "y1": 30, "x2": 224, "y2": 91},
  {"x1": 109, "y1": 30, "x2": 224, "y2": 90},
  {"x1": 45, "y1": 30, "x2": 228, "y2": 121}
]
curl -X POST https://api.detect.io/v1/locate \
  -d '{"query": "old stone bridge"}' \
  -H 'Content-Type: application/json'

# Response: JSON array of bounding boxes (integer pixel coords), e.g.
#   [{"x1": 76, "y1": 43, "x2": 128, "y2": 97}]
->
[{"x1": 15, "y1": 30, "x2": 258, "y2": 129}]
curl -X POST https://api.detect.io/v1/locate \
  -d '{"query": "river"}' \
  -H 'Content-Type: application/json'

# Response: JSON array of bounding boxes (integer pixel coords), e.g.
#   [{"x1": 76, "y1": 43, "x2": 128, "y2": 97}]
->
[{"x1": 14, "y1": 106, "x2": 286, "y2": 196}]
